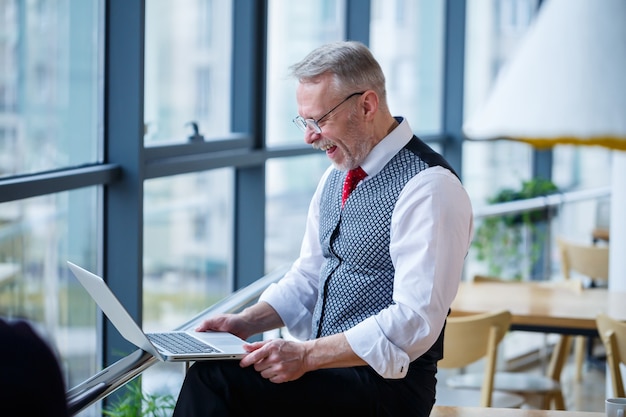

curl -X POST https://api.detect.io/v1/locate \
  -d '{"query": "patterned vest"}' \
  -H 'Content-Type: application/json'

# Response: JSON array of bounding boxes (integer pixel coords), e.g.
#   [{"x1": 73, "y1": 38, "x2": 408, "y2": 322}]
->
[{"x1": 311, "y1": 136, "x2": 458, "y2": 338}]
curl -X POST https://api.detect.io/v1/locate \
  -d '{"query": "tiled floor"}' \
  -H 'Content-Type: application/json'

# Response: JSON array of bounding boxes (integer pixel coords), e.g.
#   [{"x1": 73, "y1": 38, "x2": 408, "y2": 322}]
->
[
  {"x1": 516, "y1": 336, "x2": 608, "y2": 412},
  {"x1": 560, "y1": 353, "x2": 607, "y2": 412}
]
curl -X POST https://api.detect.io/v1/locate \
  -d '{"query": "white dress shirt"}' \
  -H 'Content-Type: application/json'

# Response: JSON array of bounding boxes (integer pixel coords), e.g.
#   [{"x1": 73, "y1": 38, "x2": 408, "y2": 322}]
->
[{"x1": 259, "y1": 117, "x2": 474, "y2": 379}]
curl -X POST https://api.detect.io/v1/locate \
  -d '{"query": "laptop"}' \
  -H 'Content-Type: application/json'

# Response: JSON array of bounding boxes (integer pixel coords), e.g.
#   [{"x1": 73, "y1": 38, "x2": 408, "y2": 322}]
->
[{"x1": 67, "y1": 261, "x2": 247, "y2": 362}]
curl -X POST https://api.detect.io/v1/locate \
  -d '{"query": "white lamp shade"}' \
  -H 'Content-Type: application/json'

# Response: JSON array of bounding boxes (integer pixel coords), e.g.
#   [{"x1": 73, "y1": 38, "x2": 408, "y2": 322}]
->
[{"x1": 463, "y1": 0, "x2": 626, "y2": 150}]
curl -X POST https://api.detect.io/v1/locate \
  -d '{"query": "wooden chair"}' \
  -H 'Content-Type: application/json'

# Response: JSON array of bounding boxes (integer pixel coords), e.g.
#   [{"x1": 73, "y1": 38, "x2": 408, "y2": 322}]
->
[
  {"x1": 557, "y1": 237, "x2": 609, "y2": 381},
  {"x1": 438, "y1": 310, "x2": 524, "y2": 408},
  {"x1": 596, "y1": 313, "x2": 626, "y2": 397},
  {"x1": 447, "y1": 275, "x2": 569, "y2": 410},
  {"x1": 557, "y1": 238, "x2": 609, "y2": 285}
]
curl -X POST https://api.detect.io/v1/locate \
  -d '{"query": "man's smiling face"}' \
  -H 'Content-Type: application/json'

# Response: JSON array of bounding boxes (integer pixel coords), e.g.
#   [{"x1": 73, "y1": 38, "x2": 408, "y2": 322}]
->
[{"x1": 295, "y1": 74, "x2": 373, "y2": 171}]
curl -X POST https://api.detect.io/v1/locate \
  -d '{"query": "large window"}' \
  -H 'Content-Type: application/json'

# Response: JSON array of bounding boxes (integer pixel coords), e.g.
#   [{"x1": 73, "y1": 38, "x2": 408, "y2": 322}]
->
[{"x1": 139, "y1": 0, "x2": 237, "y2": 403}]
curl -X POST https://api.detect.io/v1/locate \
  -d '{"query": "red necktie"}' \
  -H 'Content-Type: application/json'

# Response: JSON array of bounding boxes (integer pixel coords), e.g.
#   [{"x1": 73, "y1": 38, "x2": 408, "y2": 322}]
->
[{"x1": 342, "y1": 167, "x2": 367, "y2": 208}]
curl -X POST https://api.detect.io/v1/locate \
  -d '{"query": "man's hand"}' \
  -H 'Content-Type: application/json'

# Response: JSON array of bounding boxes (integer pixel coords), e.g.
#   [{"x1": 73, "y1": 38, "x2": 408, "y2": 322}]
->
[
  {"x1": 240, "y1": 333, "x2": 367, "y2": 384},
  {"x1": 240, "y1": 339, "x2": 309, "y2": 384},
  {"x1": 195, "y1": 301, "x2": 285, "y2": 341},
  {"x1": 195, "y1": 313, "x2": 253, "y2": 340}
]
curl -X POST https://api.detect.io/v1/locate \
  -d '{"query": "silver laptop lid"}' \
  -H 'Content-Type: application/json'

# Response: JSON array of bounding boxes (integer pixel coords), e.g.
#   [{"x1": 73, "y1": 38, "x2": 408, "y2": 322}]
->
[{"x1": 67, "y1": 261, "x2": 164, "y2": 359}]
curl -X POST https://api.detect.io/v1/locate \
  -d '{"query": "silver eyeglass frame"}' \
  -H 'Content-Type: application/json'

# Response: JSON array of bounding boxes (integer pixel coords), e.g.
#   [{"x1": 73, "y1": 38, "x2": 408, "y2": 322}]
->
[{"x1": 292, "y1": 91, "x2": 365, "y2": 134}]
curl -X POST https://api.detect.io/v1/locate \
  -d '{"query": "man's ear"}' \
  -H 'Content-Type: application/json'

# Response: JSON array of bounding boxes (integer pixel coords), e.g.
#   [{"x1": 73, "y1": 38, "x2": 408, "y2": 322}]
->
[{"x1": 361, "y1": 90, "x2": 379, "y2": 121}]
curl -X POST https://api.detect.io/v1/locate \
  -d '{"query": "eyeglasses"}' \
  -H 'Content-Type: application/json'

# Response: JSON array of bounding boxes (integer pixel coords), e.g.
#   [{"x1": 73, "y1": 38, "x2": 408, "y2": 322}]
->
[{"x1": 292, "y1": 91, "x2": 365, "y2": 134}]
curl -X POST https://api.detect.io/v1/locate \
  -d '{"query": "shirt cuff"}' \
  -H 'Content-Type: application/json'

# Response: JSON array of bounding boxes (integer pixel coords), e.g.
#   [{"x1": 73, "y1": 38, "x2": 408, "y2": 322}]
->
[{"x1": 344, "y1": 317, "x2": 410, "y2": 379}]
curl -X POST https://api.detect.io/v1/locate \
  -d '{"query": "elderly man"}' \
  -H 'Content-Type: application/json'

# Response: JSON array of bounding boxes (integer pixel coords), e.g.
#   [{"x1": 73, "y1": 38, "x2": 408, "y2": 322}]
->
[{"x1": 173, "y1": 40, "x2": 473, "y2": 417}]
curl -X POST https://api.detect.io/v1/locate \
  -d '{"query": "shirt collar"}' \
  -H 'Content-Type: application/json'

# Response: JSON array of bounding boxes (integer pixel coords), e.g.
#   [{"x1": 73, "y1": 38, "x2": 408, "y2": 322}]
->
[{"x1": 360, "y1": 116, "x2": 413, "y2": 178}]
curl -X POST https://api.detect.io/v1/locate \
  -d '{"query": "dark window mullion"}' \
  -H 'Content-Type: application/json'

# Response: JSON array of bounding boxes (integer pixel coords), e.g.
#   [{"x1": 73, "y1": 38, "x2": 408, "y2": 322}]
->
[
  {"x1": 103, "y1": 0, "x2": 145, "y2": 370},
  {"x1": 441, "y1": 0, "x2": 466, "y2": 178},
  {"x1": 232, "y1": 0, "x2": 268, "y2": 291},
  {"x1": 0, "y1": 164, "x2": 121, "y2": 203},
  {"x1": 346, "y1": 0, "x2": 371, "y2": 43}
]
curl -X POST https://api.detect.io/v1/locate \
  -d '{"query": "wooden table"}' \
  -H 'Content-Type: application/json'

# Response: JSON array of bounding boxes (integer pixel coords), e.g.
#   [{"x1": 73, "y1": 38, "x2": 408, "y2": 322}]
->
[
  {"x1": 431, "y1": 406, "x2": 604, "y2": 417},
  {"x1": 450, "y1": 281, "x2": 626, "y2": 336}
]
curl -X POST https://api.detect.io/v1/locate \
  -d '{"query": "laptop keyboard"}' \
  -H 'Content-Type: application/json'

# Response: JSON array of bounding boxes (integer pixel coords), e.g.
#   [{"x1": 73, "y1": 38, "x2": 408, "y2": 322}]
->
[{"x1": 147, "y1": 332, "x2": 221, "y2": 354}]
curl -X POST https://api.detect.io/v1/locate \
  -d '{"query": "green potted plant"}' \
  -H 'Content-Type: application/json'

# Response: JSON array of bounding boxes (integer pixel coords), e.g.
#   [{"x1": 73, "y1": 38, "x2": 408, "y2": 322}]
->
[
  {"x1": 472, "y1": 178, "x2": 559, "y2": 280},
  {"x1": 103, "y1": 379, "x2": 176, "y2": 417}
]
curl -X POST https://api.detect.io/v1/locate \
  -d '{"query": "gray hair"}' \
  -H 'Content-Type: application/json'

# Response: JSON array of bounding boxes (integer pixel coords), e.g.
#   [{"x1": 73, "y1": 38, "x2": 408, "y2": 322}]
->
[{"x1": 289, "y1": 41, "x2": 387, "y2": 106}]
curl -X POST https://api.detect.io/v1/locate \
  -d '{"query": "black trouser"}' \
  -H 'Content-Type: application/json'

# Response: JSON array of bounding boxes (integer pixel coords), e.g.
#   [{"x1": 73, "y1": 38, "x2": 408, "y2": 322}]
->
[{"x1": 172, "y1": 358, "x2": 438, "y2": 417}]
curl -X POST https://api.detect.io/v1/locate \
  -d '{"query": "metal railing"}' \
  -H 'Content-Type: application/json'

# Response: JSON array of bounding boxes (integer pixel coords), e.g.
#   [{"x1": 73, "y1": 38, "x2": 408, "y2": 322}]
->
[{"x1": 472, "y1": 186, "x2": 610, "y2": 219}]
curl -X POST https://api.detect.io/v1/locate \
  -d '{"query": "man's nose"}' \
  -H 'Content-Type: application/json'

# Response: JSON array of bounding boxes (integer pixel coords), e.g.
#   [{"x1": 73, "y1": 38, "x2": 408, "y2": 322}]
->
[{"x1": 303, "y1": 128, "x2": 320, "y2": 145}]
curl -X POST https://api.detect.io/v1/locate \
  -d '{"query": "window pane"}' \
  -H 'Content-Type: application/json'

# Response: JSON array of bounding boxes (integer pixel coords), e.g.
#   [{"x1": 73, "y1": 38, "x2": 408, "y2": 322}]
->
[
  {"x1": 0, "y1": 188, "x2": 100, "y2": 391},
  {"x1": 552, "y1": 144, "x2": 612, "y2": 241},
  {"x1": 143, "y1": 170, "x2": 234, "y2": 331},
  {"x1": 144, "y1": 0, "x2": 233, "y2": 144},
  {"x1": 462, "y1": 0, "x2": 538, "y2": 205},
  {"x1": 266, "y1": 154, "x2": 329, "y2": 272},
  {"x1": 462, "y1": 0, "x2": 538, "y2": 281},
  {"x1": 0, "y1": 1, "x2": 101, "y2": 178},
  {"x1": 266, "y1": 0, "x2": 346, "y2": 147},
  {"x1": 553, "y1": 146, "x2": 611, "y2": 191},
  {"x1": 370, "y1": 0, "x2": 445, "y2": 135},
  {"x1": 142, "y1": 169, "x2": 235, "y2": 400}
]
